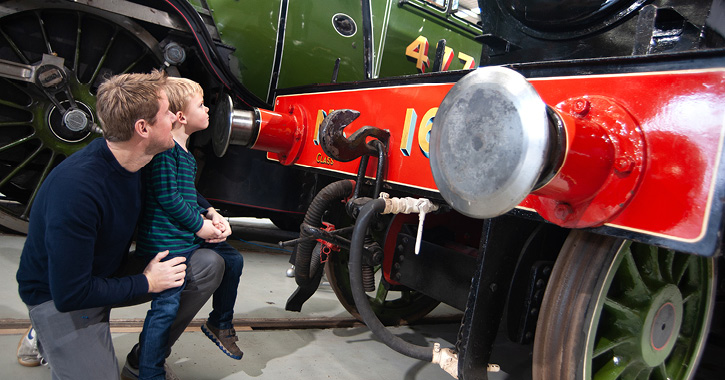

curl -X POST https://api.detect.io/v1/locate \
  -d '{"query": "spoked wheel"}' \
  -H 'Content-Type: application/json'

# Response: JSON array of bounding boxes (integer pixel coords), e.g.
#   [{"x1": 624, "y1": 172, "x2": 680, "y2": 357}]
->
[
  {"x1": 325, "y1": 249, "x2": 440, "y2": 325},
  {"x1": 533, "y1": 230, "x2": 716, "y2": 380},
  {"x1": 0, "y1": 1, "x2": 164, "y2": 233}
]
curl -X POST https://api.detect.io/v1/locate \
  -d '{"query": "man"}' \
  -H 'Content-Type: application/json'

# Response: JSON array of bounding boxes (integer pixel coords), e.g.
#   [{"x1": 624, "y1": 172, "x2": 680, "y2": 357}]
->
[{"x1": 15, "y1": 70, "x2": 228, "y2": 380}]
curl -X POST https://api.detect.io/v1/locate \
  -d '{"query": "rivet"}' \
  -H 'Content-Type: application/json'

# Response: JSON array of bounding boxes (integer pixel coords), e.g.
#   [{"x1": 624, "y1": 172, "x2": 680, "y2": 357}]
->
[
  {"x1": 614, "y1": 156, "x2": 634, "y2": 174},
  {"x1": 572, "y1": 98, "x2": 590, "y2": 116}
]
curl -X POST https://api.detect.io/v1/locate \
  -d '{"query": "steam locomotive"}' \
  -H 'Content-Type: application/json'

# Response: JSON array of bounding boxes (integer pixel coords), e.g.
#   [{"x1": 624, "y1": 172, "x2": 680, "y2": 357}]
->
[{"x1": 1, "y1": 1, "x2": 724, "y2": 379}]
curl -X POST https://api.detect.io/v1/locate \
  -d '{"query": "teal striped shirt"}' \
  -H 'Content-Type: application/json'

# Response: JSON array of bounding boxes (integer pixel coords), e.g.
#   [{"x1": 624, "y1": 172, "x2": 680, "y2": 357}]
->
[{"x1": 136, "y1": 142, "x2": 207, "y2": 257}]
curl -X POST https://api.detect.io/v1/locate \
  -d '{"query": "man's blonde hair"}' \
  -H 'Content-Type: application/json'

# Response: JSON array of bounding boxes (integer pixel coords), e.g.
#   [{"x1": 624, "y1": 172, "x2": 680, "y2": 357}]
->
[
  {"x1": 166, "y1": 77, "x2": 204, "y2": 114},
  {"x1": 95, "y1": 70, "x2": 167, "y2": 142}
]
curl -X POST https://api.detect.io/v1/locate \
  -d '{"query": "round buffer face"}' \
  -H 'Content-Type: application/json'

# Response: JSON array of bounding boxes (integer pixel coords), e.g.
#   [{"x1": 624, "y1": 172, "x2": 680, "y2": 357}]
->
[
  {"x1": 429, "y1": 66, "x2": 550, "y2": 219},
  {"x1": 211, "y1": 93, "x2": 234, "y2": 158}
]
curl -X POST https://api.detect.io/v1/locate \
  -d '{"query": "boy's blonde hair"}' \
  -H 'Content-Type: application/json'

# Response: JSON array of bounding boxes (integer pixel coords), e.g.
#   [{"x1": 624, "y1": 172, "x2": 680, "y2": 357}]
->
[
  {"x1": 96, "y1": 70, "x2": 167, "y2": 142},
  {"x1": 166, "y1": 77, "x2": 204, "y2": 114}
]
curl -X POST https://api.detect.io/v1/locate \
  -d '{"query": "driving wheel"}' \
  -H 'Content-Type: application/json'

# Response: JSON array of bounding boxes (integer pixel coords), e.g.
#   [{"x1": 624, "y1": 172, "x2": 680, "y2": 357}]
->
[
  {"x1": 0, "y1": 1, "x2": 164, "y2": 232},
  {"x1": 533, "y1": 230, "x2": 715, "y2": 380}
]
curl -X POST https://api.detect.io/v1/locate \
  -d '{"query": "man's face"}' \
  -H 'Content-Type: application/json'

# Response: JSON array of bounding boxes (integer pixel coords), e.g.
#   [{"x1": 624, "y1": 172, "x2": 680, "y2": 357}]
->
[{"x1": 146, "y1": 90, "x2": 176, "y2": 154}]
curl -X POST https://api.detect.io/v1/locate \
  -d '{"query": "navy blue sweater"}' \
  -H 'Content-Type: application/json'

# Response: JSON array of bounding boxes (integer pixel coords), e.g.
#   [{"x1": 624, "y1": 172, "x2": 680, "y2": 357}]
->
[{"x1": 16, "y1": 138, "x2": 149, "y2": 311}]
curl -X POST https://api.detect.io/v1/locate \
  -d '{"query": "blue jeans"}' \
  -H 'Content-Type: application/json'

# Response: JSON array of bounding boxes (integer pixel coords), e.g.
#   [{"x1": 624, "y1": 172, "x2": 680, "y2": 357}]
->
[
  {"x1": 138, "y1": 243, "x2": 243, "y2": 379},
  {"x1": 138, "y1": 249, "x2": 193, "y2": 380},
  {"x1": 202, "y1": 241, "x2": 244, "y2": 330}
]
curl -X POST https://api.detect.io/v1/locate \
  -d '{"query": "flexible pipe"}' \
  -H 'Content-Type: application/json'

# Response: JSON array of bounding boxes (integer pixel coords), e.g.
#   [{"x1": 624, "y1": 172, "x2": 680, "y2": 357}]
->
[
  {"x1": 294, "y1": 179, "x2": 355, "y2": 286},
  {"x1": 348, "y1": 198, "x2": 434, "y2": 361}
]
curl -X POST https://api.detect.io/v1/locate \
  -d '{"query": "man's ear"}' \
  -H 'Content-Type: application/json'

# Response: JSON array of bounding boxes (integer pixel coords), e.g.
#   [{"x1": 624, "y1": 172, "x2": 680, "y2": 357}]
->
[{"x1": 135, "y1": 119, "x2": 149, "y2": 138}]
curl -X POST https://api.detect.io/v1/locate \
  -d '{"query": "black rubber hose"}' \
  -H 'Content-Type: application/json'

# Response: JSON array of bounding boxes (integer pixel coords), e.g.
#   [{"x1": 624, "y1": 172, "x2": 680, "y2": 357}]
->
[
  {"x1": 294, "y1": 179, "x2": 355, "y2": 287},
  {"x1": 349, "y1": 198, "x2": 434, "y2": 361}
]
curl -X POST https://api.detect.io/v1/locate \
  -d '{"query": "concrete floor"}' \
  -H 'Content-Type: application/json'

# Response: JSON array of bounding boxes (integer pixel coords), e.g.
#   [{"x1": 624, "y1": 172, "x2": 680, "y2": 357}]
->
[{"x1": 1, "y1": 219, "x2": 531, "y2": 380}]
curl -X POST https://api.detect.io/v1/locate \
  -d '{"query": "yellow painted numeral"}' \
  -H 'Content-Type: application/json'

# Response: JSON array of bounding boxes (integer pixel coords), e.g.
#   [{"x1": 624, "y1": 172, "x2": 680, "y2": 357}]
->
[{"x1": 405, "y1": 36, "x2": 430, "y2": 73}]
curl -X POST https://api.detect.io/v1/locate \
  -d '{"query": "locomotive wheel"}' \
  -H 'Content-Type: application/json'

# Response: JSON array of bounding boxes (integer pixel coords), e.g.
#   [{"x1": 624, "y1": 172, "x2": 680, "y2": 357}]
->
[
  {"x1": 0, "y1": 2, "x2": 163, "y2": 233},
  {"x1": 325, "y1": 249, "x2": 440, "y2": 325},
  {"x1": 533, "y1": 230, "x2": 715, "y2": 380}
]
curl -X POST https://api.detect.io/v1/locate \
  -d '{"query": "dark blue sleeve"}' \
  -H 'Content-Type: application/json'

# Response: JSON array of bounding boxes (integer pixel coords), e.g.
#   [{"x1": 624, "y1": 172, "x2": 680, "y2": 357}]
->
[
  {"x1": 197, "y1": 191, "x2": 212, "y2": 212},
  {"x1": 44, "y1": 177, "x2": 148, "y2": 312}
]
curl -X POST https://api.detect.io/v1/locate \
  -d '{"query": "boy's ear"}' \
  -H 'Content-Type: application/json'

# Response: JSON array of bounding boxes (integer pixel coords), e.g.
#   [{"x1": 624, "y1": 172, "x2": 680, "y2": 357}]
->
[
  {"x1": 134, "y1": 119, "x2": 150, "y2": 138},
  {"x1": 176, "y1": 111, "x2": 186, "y2": 124}
]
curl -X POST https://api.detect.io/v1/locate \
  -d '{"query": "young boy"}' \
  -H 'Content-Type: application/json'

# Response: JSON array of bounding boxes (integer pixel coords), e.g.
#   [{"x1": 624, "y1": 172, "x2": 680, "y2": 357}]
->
[{"x1": 134, "y1": 77, "x2": 245, "y2": 380}]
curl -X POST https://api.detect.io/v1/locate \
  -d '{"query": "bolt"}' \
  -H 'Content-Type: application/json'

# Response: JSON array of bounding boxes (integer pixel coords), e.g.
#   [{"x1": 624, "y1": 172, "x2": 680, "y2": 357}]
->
[
  {"x1": 489, "y1": 283, "x2": 498, "y2": 293},
  {"x1": 530, "y1": 307, "x2": 538, "y2": 316},
  {"x1": 534, "y1": 289, "x2": 544, "y2": 302},
  {"x1": 614, "y1": 156, "x2": 634, "y2": 174},
  {"x1": 394, "y1": 272, "x2": 402, "y2": 281},
  {"x1": 554, "y1": 202, "x2": 573, "y2": 221},
  {"x1": 397, "y1": 244, "x2": 405, "y2": 252},
  {"x1": 288, "y1": 105, "x2": 295, "y2": 114},
  {"x1": 572, "y1": 98, "x2": 590, "y2": 116},
  {"x1": 536, "y1": 279, "x2": 546, "y2": 288}
]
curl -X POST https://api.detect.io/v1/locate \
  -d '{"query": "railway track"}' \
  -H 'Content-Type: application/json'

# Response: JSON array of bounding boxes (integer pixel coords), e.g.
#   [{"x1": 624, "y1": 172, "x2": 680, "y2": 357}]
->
[{"x1": 0, "y1": 314, "x2": 463, "y2": 334}]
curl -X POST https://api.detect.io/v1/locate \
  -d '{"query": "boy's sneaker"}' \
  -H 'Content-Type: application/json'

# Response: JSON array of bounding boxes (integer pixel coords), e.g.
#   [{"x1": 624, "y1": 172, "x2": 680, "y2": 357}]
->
[
  {"x1": 201, "y1": 323, "x2": 243, "y2": 360},
  {"x1": 120, "y1": 345, "x2": 179, "y2": 380},
  {"x1": 17, "y1": 326, "x2": 42, "y2": 367}
]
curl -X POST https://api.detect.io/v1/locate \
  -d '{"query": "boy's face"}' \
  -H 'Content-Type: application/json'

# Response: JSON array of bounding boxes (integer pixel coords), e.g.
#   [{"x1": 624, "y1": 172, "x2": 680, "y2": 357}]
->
[{"x1": 180, "y1": 92, "x2": 209, "y2": 133}]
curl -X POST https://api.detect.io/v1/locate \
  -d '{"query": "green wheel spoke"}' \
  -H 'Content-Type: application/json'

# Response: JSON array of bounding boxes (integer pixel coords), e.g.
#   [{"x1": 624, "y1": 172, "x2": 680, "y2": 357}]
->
[
  {"x1": 0, "y1": 26, "x2": 29, "y2": 64},
  {"x1": 88, "y1": 27, "x2": 119, "y2": 86},
  {"x1": 0, "y1": 144, "x2": 44, "y2": 188},
  {"x1": 121, "y1": 51, "x2": 149, "y2": 75},
  {"x1": 0, "y1": 133, "x2": 35, "y2": 153},
  {"x1": 634, "y1": 367, "x2": 653, "y2": 380},
  {"x1": 632, "y1": 243, "x2": 663, "y2": 284},
  {"x1": 662, "y1": 250, "x2": 676, "y2": 284},
  {"x1": 0, "y1": 122, "x2": 32, "y2": 127},
  {"x1": 22, "y1": 153, "x2": 56, "y2": 219},
  {"x1": 652, "y1": 363, "x2": 669, "y2": 380},
  {"x1": 593, "y1": 335, "x2": 637, "y2": 358},
  {"x1": 681, "y1": 287, "x2": 700, "y2": 305},
  {"x1": 73, "y1": 13, "x2": 82, "y2": 73},
  {"x1": 672, "y1": 254, "x2": 693, "y2": 285},
  {"x1": 34, "y1": 11, "x2": 54, "y2": 54},
  {"x1": 593, "y1": 356, "x2": 630, "y2": 380},
  {"x1": 620, "y1": 250, "x2": 651, "y2": 297},
  {"x1": 603, "y1": 297, "x2": 641, "y2": 326},
  {"x1": 0, "y1": 98, "x2": 30, "y2": 111}
]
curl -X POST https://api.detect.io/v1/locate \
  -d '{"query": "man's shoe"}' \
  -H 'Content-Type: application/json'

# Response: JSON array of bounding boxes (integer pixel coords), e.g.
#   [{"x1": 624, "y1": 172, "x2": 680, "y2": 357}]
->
[
  {"x1": 121, "y1": 345, "x2": 180, "y2": 380},
  {"x1": 201, "y1": 323, "x2": 243, "y2": 360},
  {"x1": 17, "y1": 326, "x2": 42, "y2": 367}
]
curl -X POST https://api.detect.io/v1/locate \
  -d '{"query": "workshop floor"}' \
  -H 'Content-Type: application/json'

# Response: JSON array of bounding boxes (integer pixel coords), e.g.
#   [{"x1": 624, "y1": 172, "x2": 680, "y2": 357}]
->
[{"x1": 0, "y1": 218, "x2": 532, "y2": 380}]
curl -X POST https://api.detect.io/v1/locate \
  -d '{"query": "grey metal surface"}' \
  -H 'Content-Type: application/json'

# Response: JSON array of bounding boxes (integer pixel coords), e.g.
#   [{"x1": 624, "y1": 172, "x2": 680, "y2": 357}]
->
[
  {"x1": 430, "y1": 66, "x2": 550, "y2": 219},
  {"x1": 212, "y1": 94, "x2": 257, "y2": 157}
]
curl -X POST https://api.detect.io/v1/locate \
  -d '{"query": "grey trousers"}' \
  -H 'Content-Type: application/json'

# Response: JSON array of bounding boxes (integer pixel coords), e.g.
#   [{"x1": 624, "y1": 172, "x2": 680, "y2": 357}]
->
[{"x1": 28, "y1": 248, "x2": 224, "y2": 380}]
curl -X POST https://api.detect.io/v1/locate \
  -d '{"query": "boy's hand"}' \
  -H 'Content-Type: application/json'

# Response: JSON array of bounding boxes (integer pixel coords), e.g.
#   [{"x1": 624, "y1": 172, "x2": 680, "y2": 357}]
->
[
  {"x1": 205, "y1": 208, "x2": 232, "y2": 242},
  {"x1": 196, "y1": 219, "x2": 223, "y2": 240},
  {"x1": 143, "y1": 250, "x2": 187, "y2": 293}
]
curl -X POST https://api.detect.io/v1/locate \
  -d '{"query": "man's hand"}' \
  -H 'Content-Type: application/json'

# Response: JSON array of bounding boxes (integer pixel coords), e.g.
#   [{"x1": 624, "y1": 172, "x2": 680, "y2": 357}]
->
[{"x1": 143, "y1": 250, "x2": 187, "y2": 293}]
